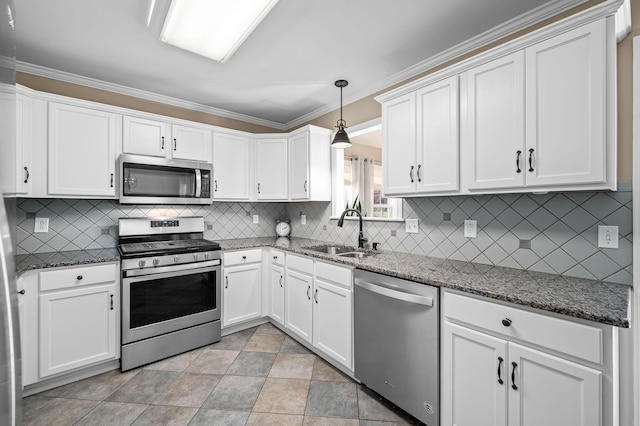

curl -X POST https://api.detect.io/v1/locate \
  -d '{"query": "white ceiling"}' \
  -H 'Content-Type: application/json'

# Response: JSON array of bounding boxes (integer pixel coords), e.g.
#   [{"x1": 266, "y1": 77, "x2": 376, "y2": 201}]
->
[{"x1": 14, "y1": 0, "x2": 586, "y2": 129}]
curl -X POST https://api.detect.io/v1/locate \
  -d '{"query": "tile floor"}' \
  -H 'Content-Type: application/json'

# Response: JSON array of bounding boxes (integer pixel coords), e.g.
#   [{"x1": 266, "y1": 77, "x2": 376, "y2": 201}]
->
[{"x1": 22, "y1": 323, "x2": 420, "y2": 425}]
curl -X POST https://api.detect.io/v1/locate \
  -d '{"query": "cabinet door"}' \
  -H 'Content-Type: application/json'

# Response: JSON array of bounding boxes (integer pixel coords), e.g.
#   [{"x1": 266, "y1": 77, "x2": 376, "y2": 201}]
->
[
  {"x1": 416, "y1": 76, "x2": 459, "y2": 193},
  {"x1": 382, "y1": 92, "x2": 416, "y2": 195},
  {"x1": 171, "y1": 124, "x2": 212, "y2": 161},
  {"x1": 223, "y1": 263, "x2": 261, "y2": 327},
  {"x1": 284, "y1": 269, "x2": 312, "y2": 344},
  {"x1": 312, "y1": 278, "x2": 352, "y2": 369},
  {"x1": 256, "y1": 138, "x2": 288, "y2": 200},
  {"x1": 289, "y1": 132, "x2": 309, "y2": 200},
  {"x1": 17, "y1": 274, "x2": 38, "y2": 387},
  {"x1": 269, "y1": 264, "x2": 285, "y2": 325},
  {"x1": 442, "y1": 322, "x2": 508, "y2": 426},
  {"x1": 122, "y1": 115, "x2": 168, "y2": 157},
  {"x1": 525, "y1": 20, "x2": 607, "y2": 187},
  {"x1": 3, "y1": 93, "x2": 32, "y2": 196},
  {"x1": 48, "y1": 102, "x2": 119, "y2": 197},
  {"x1": 212, "y1": 133, "x2": 250, "y2": 199},
  {"x1": 464, "y1": 51, "x2": 525, "y2": 190},
  {"x1": 39, "y1": 284, "x2": 117, "y2": 378},
  {"x1": 508, "y1": 342, "x2": 601, "y2": 426}
]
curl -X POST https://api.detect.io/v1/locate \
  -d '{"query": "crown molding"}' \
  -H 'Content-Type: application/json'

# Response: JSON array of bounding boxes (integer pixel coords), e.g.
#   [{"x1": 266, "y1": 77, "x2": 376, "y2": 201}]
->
[{"x1": 16, "y1": 61, "x2": 287, "y2": 130}]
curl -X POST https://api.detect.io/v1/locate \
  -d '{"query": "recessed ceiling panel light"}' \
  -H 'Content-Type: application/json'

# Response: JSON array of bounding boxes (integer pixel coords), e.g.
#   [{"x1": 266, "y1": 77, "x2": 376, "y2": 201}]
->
[{"x1": 159, "y1": 0, "x2": 279, "y2": 63}]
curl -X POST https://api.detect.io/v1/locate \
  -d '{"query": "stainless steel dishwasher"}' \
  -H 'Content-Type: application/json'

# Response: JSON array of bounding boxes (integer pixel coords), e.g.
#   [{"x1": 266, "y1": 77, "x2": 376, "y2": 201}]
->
[{"x1": 354, "y1": 269, "x2": 439, "y2": 425}]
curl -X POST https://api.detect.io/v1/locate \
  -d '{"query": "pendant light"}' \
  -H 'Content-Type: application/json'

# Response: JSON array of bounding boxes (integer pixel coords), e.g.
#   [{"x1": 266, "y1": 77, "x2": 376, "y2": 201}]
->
[{"x1": 331, "y1": 79, "x2": 352, "y2": 149}]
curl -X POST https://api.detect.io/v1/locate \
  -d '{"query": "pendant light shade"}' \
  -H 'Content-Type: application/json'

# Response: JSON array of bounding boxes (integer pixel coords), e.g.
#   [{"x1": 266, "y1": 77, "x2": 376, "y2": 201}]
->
[{"x1": 331, "y1": 79, "x2": 352, "y2": 149}]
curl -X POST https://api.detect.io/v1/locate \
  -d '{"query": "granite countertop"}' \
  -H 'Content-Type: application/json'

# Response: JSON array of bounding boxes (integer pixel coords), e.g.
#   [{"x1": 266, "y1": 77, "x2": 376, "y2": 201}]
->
[
  {"x1": 220, "y1": 237, "x2": 632, "y2": 328},
  {"x1": 15, "y1": 248, "x2": 121, "y2": 274},
  {"x1": 15, "y1": 237, "x2": 631, "y2": 328}
]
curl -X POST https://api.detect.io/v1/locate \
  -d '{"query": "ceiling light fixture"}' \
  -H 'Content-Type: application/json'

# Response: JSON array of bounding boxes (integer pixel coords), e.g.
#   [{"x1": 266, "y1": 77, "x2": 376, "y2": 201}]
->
[
  {"x1": 148, "y1": 0, "x2": 279, "y2": 63},
  {"x1": 331, "y1": 79, "x2": 352, "y2": 149}
]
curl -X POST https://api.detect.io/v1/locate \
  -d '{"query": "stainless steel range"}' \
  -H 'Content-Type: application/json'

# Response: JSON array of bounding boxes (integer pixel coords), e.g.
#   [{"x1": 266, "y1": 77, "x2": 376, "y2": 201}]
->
[{"x1": 118, "y1": 216, "x2": 221, "y2": 371}]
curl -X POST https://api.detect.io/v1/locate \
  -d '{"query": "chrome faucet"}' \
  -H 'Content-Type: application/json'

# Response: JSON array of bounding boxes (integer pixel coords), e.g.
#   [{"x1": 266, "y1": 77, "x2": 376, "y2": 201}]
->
[{"x1": 337, "y1": 208, "x2": 368, "y2": 248}]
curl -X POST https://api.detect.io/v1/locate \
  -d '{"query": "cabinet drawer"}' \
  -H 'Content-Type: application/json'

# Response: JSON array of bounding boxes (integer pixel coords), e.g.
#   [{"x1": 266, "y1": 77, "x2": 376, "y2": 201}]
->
[
  {"x1": 444, "y1": 292, "x2": 603, "y2": 364},
  {"x1": 286, "y1": 254, "x2": 313, "y2": 274},
  {"x1": 271, "y1": 250, "x2": 285, "y2": 266},
  {"x1": 315, "y1": 261, "x2": 352, "y2": 289},
  {"x1": 224, "y1": 249, "x2": 262, "y2": 266},
  {"x1": 39, "y1": 263, "x2": 116, "y2": 292}
]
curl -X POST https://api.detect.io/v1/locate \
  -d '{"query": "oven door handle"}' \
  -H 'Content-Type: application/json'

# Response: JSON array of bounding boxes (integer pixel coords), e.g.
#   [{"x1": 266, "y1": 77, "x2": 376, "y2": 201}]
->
[{"x1": 123, "y1": 259, "x2": 221, "y2": 278}]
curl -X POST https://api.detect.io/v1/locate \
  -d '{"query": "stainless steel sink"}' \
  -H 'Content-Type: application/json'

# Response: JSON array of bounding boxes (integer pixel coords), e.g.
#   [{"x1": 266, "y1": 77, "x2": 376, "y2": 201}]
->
[
  {"x1": 303, "y1": 245, "x2": 357, "y2": 255},
  {"x1": 303, "y1": 245, "x2": 374, "y2": 258}
]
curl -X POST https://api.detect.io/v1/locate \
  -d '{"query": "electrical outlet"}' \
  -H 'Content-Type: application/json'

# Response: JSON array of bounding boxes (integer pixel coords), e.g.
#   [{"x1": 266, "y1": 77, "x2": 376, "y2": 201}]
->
[
  {"x1": 253, "y1": 215, "x2": 259, "y2": 224},
  {"x1": 34, "y1": 217, "x2": 49, "y2": 233},
  {"x1": 464, "y1": 220, "x2": 477, "y2": 238},
  {"x1": 300, "y1": 214, "x2": 307, "y2": 225},
  {"x1": 598, "y1": 225, "x2": 619, "y2": 249},
  {"x1": 405, "y1": 218, "x2": 419, "y2": 234}
]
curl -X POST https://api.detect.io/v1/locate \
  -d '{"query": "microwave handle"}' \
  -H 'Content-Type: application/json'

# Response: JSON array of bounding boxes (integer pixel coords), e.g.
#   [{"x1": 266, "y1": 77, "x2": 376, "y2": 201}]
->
[{"x1": 195, "y1": 169, "x2": 202, "y2": 198}]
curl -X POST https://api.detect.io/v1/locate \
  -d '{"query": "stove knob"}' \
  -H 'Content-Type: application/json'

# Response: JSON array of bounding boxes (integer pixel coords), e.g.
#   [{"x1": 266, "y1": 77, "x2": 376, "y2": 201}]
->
[
  {"x1": 174, "y1": 255, "x2": 180, "y2": 263},
  {"x1": 138, "y1": 260, "x2": 146, "y2": 268},
  {"x1": 204, "y1": 252, "x2": 210, "y2": 260},
  {"x1": 152, "y1": 258, "x2": 160, "y2": 266},
  {"x1": 194, "y1": 254, "x2": 199, "y2": 261}
]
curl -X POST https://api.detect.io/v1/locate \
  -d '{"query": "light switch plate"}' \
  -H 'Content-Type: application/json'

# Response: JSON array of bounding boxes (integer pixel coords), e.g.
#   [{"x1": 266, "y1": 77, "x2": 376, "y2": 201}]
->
[
  {"x1": 300, "y1": 214, "x2": 306, "y2": 225},
  {"x1": 464, "y1": 220, "x2": 477, "y2": 238},
  {"x1": 598, "y1": 225, "x2": 618, "y2": 249},
  {"x1": 34, "y1": 217, "x2": 49, "y2": 233},
  {"x1": 405, "y1": 218, "x2": 419, "y2": 234},
  {"x1": 253, "y1": 215, "x2": 259, "y2": 224}
]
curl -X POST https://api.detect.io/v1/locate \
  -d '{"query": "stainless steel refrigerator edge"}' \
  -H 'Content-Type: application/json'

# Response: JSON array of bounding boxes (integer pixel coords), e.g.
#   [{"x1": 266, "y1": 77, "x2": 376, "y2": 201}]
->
[{"x1": 0, "y1": 0, "x2": 21, "y2": 424}]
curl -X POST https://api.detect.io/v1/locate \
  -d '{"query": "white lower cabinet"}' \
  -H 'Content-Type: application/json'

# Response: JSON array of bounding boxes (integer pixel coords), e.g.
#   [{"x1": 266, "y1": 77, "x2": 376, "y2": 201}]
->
[
  {"x1": 268, "y1": 250, "x2": 285, "y2": 325},
  {"x1": 17, "y1": 263, "x2": 120, "y2": 386},
  {"x1": 222, "y1": 250, "x2": 262, "y2": 328},
  {"x1": 442, "y1": 291, "x2": 608, "y2": 426},
  {"x1": 284, "y1": 254, "x2": 353, "y2": 369}
]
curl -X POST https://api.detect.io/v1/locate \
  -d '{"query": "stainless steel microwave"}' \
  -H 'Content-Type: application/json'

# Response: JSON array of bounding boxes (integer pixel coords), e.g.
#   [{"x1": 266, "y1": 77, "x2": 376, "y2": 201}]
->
[{"x1": 118, "y1": 154, "x2": 212, "y2": 205}]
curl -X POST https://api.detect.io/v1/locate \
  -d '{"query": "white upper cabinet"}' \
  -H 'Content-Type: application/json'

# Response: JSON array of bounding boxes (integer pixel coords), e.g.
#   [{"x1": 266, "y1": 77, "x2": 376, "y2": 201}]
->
[
  {"x1": 256, "y1": 137, "x2": 288, "y2": 200},
  {"x1": 382, "y1": 76, "x2": 459, "y2": 196},
  {"x1": 123, "y1": 116, "x2": 211, "y2": 162},
  {"x1": 212, "y1": 132, "x2": 251, "y2": 200},
  {"x1": 463, "y1": 51, "x2": 525, "y2": 191},
  {"x1": 2, "y1": 91, "x2": 32, "y2": 196},
  {"x1": 48, "y1": 102, "x2": 120, "y2": 198},
  {"x1": 122, "y1": 115, "x2": 167, "y2": 158},
  {"x1": 378, "y1": 16, "x2": 615, "y2": 196},
  {"x1": 524, "y1": 19, "x2": 608, "y2": 187},
  {"x1": 288, "y1": 126, "x2": 332, "y2": 201}
]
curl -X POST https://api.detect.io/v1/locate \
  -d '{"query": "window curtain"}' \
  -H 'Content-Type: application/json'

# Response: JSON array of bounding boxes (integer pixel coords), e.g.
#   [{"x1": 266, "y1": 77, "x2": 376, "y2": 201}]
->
[{"x1": 351, "y1": 157, "x2": 374, "y2": 216}]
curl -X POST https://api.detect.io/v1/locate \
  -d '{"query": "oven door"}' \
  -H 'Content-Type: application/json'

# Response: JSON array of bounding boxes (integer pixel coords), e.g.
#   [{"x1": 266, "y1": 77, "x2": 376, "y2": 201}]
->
[{"x1": 122, "y1": 261, "x2": 221, "y2": 345}]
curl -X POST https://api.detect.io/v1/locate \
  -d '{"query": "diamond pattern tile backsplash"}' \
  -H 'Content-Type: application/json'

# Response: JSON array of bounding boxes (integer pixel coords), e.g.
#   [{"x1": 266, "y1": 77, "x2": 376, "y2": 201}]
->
[
  {"x1": 16, "y1": 199, "x2": 287, "y2": 254},
  {"x1": 287, "y1": 187, "x2": 632, "y2": 285},
  {"x1": 17, "y1": 187, "x2": 632, "y2": 285}
]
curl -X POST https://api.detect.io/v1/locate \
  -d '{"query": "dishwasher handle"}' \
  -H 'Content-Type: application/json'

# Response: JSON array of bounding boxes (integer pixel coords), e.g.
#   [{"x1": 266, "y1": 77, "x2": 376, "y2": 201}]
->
[{"x1": 354, "y1": 278, "x2": 433, "y2": 306}]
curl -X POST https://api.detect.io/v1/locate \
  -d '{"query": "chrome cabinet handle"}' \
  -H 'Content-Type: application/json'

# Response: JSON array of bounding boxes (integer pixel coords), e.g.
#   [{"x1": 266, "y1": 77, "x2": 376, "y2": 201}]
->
[
  {"x1": 497, "y1": 356, "x2": 504, "y2": 385},
  {"x1": 273, "y1": 255, "x2": 278, "y2": 260},
  {"x1": 417, "y1": 164, "x2": 422, "y2": 182},
  {"x1": 110, "y1": 294, "x2": 114, "y2": 310},
  {"x1": 306, "y1": 285, "x2": 311, "y2": 300},
  {"x1": 23, "y1": 166, "x2": 29, "y2": 183},
  {"x1": 161, "y1": 136, "x2": 165, "y2": 150},
  {"x1": 225, "y1": 276, "x2": 229, "y2": 289},
  {"x1": 304, "y1": 180, "x2": 307, "y2": 192},
  {"x1": 257, "y1": 183, "x2": 261, "y2": 194},
  {"x1": 110, "y1": 173, "x2": 114, "y2": 188},
  {"x1": 314, "y1": 289, "x2": 318, "y2": 303},
  {"x1": 409, "y1": 165, "x2": 414, "y2": 183},
  {"x1": 173, "y1": 138, "x2": 177, "y2": 151},
  {"x1": 528, "y1": 148, "x2": 534, "y2": 172},
  {"x1": 279, "y1": 275, "x2": 283, "y2": 287},
  {"x1": 516, "y1": 150, "x2": 522, "y2": 173},
  {"x1": 214, "y1": 180, "x2": 218, "y2": 192},
  {"x1": 511, "y1": 362, "x2": 518, "y2": 390},
  {"x1": 17, "y1": 289, "x2": 25, "y2": 295},
  {"x1": 502, "y1": 318, "x2": 512, "y2": 327},
  {"x1": 77, "y1": 275, "x2": 83, "y2": 280}
]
